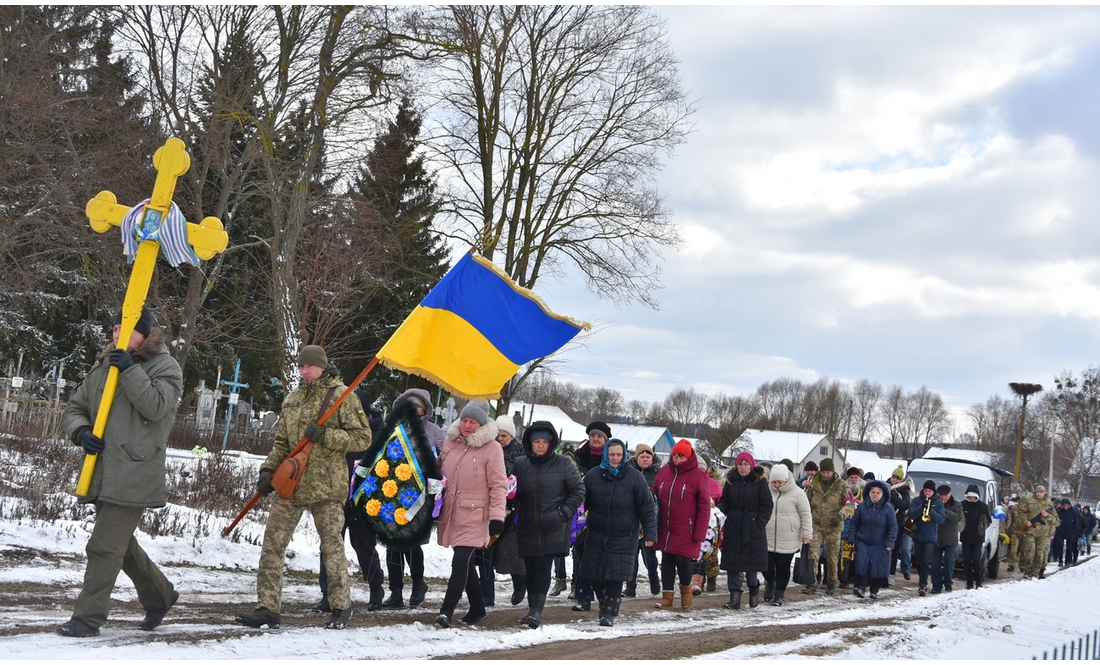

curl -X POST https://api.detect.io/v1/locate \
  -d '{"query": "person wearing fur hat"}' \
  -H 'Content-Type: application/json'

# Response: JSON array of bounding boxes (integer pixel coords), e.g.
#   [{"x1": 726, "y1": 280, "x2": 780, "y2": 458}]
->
[
  {"x1": 906, "y1": 479, "x2": 946, "y2": 595},
  {"x1": 512, "y1": 421, "x2": 585, "y2": 628},
  {"x1": 433, "y1": 402, "x2": 507, "y2": 628},
  {"x1": 763, "y1": 464, "x2": 812, "y2": 606},
  {"x1": 626, "y1": 444, "x2": 663, "y2": 597},
  {"x1": 237, "y1": 344, "x2": 373, "y2": 630},
  {"x1": 717, "y1": 452, "x2": 773, "y2": 609},
  {"x1": 58, "y1": 307, "x2": 183, "y2": 637},
  {"x1": 838, "y1": 467, "x2": 865, "y2": 589},
  {"x1": 849, "y1": 480, "x2": 898, "y2": 599},
  {"x1": 803, "y1": 457, "x2": 851, "y2": 595},
  {"x1": 380, "y1": 389, "x2": 444, "y2": 610},
  {"x1": 651, "y1": 439, "x2": 712, "y2": 610}
]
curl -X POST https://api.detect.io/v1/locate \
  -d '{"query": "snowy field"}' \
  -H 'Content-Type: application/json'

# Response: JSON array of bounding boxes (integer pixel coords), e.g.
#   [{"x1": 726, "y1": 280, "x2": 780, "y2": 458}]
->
[{"x1": 0, "y1": 499, "x2": 1094, "y2": 662}]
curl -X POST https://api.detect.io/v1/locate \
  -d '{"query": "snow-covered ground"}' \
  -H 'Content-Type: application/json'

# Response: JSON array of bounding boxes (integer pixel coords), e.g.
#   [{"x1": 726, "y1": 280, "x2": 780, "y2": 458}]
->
[{"x1": 0, "y1": 501, "x2": 1093, "y2": 661}]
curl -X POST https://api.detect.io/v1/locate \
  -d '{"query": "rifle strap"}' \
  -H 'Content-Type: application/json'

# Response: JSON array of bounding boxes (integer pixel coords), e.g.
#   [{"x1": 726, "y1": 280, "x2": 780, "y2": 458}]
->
[{"x1": 318, "y1": 387, "x2": 337, "y2": 423}]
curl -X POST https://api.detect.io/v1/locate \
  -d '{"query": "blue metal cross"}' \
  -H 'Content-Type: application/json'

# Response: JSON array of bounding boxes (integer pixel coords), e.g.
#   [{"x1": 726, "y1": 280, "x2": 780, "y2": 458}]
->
[{"x1": 221, "y1": 358, "x2": 250, "y2": 451}]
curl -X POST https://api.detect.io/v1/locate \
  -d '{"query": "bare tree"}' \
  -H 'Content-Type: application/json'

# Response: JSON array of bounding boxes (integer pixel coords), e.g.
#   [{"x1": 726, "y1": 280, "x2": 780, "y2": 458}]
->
[
  {"x1": 663, "y1": 387, "x2": 709, "y2": 438},
  {"x1": 850, "y1": 379, "x2": 883, "y2": 446},
  {"x1": 626, "y1": 399, "x2": 648, "y2": 425},
  {"x1": 706, "y1": 393, "x2": 758, "y2": 456},
  {"x1": 1052, "y1": 368, "x2": 1100, "y2": 500}
]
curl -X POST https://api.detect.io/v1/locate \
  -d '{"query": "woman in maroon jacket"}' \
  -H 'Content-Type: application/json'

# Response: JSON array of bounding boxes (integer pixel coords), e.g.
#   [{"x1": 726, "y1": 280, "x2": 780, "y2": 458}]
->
[{"x1": 651, "y1": 439, "x2": 712, "y2": 609}]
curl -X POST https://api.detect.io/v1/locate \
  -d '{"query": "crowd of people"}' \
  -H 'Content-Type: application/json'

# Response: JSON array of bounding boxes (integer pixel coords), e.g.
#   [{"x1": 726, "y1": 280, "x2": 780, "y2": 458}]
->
[{"x1": 54, "y1": 329, "x2": 1096, "y2": 636}]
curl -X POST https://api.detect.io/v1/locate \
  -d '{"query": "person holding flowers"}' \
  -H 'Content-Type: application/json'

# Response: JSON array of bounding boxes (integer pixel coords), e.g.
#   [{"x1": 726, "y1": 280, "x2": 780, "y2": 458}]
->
[{"x1": 433, "y1": 402, "x2": 507, "y2": 628}]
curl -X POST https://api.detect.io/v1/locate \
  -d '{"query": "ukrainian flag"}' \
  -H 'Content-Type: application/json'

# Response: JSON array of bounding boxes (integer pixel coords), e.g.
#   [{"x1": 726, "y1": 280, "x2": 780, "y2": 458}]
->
[{"x1": 376, "y1": 252, "x2": 590, "y2": 400}]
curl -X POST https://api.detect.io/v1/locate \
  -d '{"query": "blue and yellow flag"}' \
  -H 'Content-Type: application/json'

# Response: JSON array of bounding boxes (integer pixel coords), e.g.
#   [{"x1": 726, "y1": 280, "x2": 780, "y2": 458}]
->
[{"x1": 376, "y1": 252, "x2": 590, "y2": 400}]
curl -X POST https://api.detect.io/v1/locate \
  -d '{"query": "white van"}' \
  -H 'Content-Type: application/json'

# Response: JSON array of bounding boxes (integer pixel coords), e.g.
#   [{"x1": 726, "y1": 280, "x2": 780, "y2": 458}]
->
[{"x1": 905, "y1": 456, "x2": 1009, "y2": 579}]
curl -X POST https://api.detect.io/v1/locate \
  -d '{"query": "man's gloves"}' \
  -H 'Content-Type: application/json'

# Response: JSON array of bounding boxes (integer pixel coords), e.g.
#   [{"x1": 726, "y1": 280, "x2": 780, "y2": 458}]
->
[
  {"x1": 77, "y1": 428, "x2": 105, "y2": 454},
  {"x1": 489, "y1": 520, "x2": 505, "y2": 537},
  {"x1": 257, "y1": 472, "x2": 274, "y2": 496},
  {"x1": 107, "y1": 349, "x2": 133, "y2": 372},
  {"x1": 304, "y1": 423, "x2": 327, "y2": 444}
]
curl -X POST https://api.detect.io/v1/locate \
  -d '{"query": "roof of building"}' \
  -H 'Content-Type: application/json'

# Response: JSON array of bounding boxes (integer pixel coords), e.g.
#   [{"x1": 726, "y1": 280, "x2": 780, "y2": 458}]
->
[
  {"x1": 735, "y1": 429, "x2": 831, "y2": 463},
  {"x1": 506, "y1": 402, "x2": 588, "y2": 444},
  {"x1": 608, "y1": 424, "x2": 676, "y2": 454}
]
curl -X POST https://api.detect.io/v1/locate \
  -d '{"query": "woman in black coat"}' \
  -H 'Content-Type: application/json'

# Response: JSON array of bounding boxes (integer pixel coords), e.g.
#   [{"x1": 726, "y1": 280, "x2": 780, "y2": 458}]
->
[
  {"x1": 512, "y1": 420, "x2": 585, "y2": 628},
  {"x1": 717, "y1": 451, "x2": 772, "y2": 609},
  {"x1": 579, "y1": 438, "x2": 658, "y2": 627}
]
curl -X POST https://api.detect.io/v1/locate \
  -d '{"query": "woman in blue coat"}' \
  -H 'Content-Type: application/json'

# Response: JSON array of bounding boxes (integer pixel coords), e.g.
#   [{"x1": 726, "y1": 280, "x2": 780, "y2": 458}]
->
[{"x1": 851, "y1": 479, "x2": 899, "y2": 599}]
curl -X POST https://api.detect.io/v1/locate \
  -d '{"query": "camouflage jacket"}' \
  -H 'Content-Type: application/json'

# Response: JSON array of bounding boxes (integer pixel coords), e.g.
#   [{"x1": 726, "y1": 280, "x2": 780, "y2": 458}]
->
[
  {"x1": 263, "y1": 373, "x2": 371, "y2": 504},
  {"x1": 1018, "y1": 495, "x2": 1058, "y2": 537},
  {"x1": 806, "y1": 473, "x2": 851, "y2": 532}
]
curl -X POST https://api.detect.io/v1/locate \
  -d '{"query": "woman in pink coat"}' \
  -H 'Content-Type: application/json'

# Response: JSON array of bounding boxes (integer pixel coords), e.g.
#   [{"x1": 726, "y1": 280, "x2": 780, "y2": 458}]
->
[
  {"x1": 434, "y1": 402, "x2": 507, "y2": 628},
  {"x1": 651, "y1": 439, "x2": 712, "y2": 610}
]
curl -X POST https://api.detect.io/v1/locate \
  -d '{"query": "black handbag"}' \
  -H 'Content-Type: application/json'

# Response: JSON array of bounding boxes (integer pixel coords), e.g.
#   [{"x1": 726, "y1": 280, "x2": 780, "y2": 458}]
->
[{"x1": 792, "y1": 543, "x2": 815, "y2": 585}]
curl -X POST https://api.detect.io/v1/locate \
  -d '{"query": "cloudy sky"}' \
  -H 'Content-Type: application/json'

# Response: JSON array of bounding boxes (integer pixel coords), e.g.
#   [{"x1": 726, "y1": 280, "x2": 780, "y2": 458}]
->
[{"x1": 522, "y1": 6, "x2": 1100, "y2": 426}]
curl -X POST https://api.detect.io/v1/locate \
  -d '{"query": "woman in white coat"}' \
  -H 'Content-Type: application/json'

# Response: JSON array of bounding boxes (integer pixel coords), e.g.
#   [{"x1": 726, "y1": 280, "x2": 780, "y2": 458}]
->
[{"x1": 763, "y1": 464, "x2": 813, "y2": 606}]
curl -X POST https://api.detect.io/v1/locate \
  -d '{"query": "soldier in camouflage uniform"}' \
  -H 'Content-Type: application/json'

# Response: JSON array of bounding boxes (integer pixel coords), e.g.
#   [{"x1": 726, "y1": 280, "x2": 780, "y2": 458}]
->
[
  {"x1": 802, "y1": 458, "x2": 853, "y2": 595},
  {"x1": 1018, "y1": 485, "x2": 1057, "y2": 579},
  {"x1": 236, "y1": 346, "x2": 372, "y2": 630},
  {"x1": 1004, "y1": 496, "x2": 1025, "y2": 572}
]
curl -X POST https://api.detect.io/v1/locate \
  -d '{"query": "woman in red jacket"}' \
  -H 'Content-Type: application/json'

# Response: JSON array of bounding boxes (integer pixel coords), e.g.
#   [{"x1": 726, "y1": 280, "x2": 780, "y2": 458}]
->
[{"x1": 651, "y1": 439, "x2": 712, "y2": 609}]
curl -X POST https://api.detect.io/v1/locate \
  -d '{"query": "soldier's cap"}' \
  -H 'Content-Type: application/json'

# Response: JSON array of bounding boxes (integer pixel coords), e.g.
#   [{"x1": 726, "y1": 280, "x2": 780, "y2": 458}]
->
[{"x1": 1036, "y1": 485, "x2": 1046, "y2": 493}]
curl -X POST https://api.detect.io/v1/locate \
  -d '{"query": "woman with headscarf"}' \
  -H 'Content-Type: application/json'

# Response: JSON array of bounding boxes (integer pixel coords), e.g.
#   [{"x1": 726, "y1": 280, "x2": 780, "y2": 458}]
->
[
  {"x1": 763, "y1": 464, "x2": 812, "y2": 606},
  {"x1": 716, "y1": 452, "x2": 772, "y2": 609},
  {"x1": 651, "y1": 439, "x2": 712, "y2": 610},
  {"x1": 434, "y1": 402, "x2": 506, "y2": 628},
  {"x1": 512, "y1": 421, "x2": 585, "y2": 628},
  {"x1": 579, "y1": 438, "x2": 658, "y2": 626}
]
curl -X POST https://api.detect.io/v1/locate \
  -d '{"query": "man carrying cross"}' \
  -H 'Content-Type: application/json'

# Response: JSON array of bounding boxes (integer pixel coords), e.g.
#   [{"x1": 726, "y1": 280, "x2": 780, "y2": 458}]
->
[{"x1": 58, "y1": 306, "x2": 184, "y2": 637}]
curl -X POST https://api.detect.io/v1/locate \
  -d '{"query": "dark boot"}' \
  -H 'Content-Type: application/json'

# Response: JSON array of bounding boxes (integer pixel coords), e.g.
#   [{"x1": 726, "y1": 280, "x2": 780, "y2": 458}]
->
[
  {"x1": 520, "y1": 592, "x2": 546, "y2": 628},
  {"x1": 624, "y1": 582, "x2": 637, "y2": 598},
  {"x1": 138, "y1": 590, "x2": 179, "y2": 631},
  {"x1": 235, "y1": 607, "x2": 281, "y2": 629},
  {"x1": 324, "y1": 607, "x2": 353, "y2": 630},
  {"x1": 650, "y1": 578, "x2": 662, "y2": 596},
  {"x1": 409, "y1": 579, "x2": 428, "y2": 607},
  {"x1": 599, "y1": 597, "x2": 620, "y2": 627},
  {"x1": 772, "y1": 590, "x2": 785, "y2": 606},
  {"x1": 549, "y1": 578, "x2": 567, "y2": 597},
  {"x1": 802, "y1": 583, "x2": 817, "y2": 594},
  {"x1": 367, "y1": 583, "x2": 385, "y2": 611},
  {"x1": 763, "y1": 581, "x2": 775, "y2": 603},
  {"x1": 511, "y1": 575, "x2": 527, "y2": 605},
  {"x1": 749, "y1": 585, "x2": 761, "y2": 608},
  {"x1": 572, "y1": 598, "x2": 591, "y2": 611},
  {"x1": 723, "y1": 590, "x2": 743, "y2": 609},
  {"x1": 459, "y1": 608, "x2": 488, "y2": 625},
  {"x1": 57, "y1": 618, "x2": 99, "y2": 638},
  {"x1": 435, "y1": 612, "x2": 452, "y2": 629},
  {"x1": 381, "y1": 589, "x2": 405, "y2": 608},
  {"x1": 706, "y1": 576, "x2": 717, "y2": 592},
  {"x1": 311, "y1": 596, "x2": 331, "y2": 613}
]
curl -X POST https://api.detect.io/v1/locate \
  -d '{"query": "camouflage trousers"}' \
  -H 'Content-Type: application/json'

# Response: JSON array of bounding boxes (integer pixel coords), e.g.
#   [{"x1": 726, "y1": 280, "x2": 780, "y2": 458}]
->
[
  {"x1": 807, "y1": 524, "x2": 842, "y2": 587},
  {"x1": 257, "y1": 497, "x2": 350, "y2": 612},
  {"x1": 1020, "y1": 532, "x2": 1051, "y2": 578},
  {"x1": 1005, "y1": 532, "x2": 1024, "y2": 568}
]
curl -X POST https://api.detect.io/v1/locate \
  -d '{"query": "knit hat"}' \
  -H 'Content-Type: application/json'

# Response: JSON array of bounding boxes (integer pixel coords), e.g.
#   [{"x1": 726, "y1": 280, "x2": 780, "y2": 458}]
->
[
  {"x1": 892, "y1": 465, "x2": 906, "y2": 480},
  {"x1": 114, "y1": 306, "x2": 154, "y2": 338},
  {"x1": 495, "y1": 415, "x2": 516, "y2": 438},
  {"x1": 526, "y1": 426, "x2": 554, "y2": 442},
  {"x1": 769, "y1": 464, "x2": 791, "y2": 484},
  {"x1": 804, "y1": 460, "x2": 819, "y2": 472},
  {"x1": 735, "y1": 451, "x2": 756, "y2": 468},
  {"x1": 818, "y1": 458, "x2": 834, "y2": 473},
  {"x1": 586, "y1": 421, "x2": 612, "y2": 440},
  {"x1": 845, "y1": 467, "x2": 862, "y2": 479},
  {"x1": 1061, "y1": 497, "x2": 1072, "y2": 505},
  {"x1": 297, "y1": 344, "x2": 328, "y2": 369},
  {"x1": 459, "y1": 401, "x2": 490, "y2": 426},
  {"x1": 634, "y1": 443, "x2": 654, "y2": 458},
  {"x1": 923, "y1": 479, "x2": 937, "y2": 492},
  {"x1": 1035, "y1": 485, "x2": 1047, "y2": 493},
  {"x1": 864, "y1": 471, "x2": 875, "y2": 481},
  {"x1": 965, "y1": 484, "x2": 980, "y2": 499},
  {"x1": 671, "y1": 439, "x2": 693, "y2": 459},
  {"x1": 779, "y1": 458, "x2": 795, "y2": 473},
  {"x1": 937, "y1": 484, "x2": 952, "y2": 495}
]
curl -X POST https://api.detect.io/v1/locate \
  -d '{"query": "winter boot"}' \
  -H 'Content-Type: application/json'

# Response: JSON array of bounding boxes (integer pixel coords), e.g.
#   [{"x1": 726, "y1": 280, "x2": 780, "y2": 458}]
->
[
  {"x1": 624, "y1": 582, "x2": 637, "y2": 598},
  {"x1": 802, "y1": 583, "x2": 817, "y2": 595},
  {"x1": 763, "y1": 581, "x2": 775, "y2": 603},
  {"x1": 235, "y1": 607, "x2": 281, "y2": 629},
  {"x1": 57, "y1": 618, "x2": 100, "y2": 638},
  {"x1": 749, "y1": 585, "x2": 761, "y2": 608},
  {"x1": 571, "y1": 598, "x2": 591, "y2": 611},
  {"x1": 680, "y1": 585, "x2": 694, "y2": 609},
  {"x1": 520, "y1": 592, "x2": 547, "y2": 628},
  {"x1": 691, "y1": 573, "x2": 704, "y2": 596},
  {"x1": 772, "y1": 590, "x2": 785, "y2": 606},
  {"x1": 825, "y1": 583, "x2": 836, "y2": 596},
  {"x1": 599, "y1": 597, "x2": 620, "y2": 627},
  {"x1": 324, "y1": 607, "x2": 353, "y2": 630},
  {"x1": 511, "y1": 575, "x2": 527, "y2": 605},
  {"x1": 549, "y1": 577, "x2": 567, "y2": 597},
  {"x1": 311, "y1": 595, "x2": 331, "y2": 613},
  {"x1": 706, "y1": 576, "x2": 717, "y2": 592},
  {"x1": 138, "y1": 590, "x2": 179, "y2": 631},
  {"x1": 409, "y1": 579, "x2": 428, "y2": 607},
  {"x1": 459, "y1": 608, "x2": 488, "y2": 626},
  {"x1": 381, "y1": 589, "x2": 405, "y2": 608},
  {"x1": 650, "y1": 578, "x2": 662, "y2": 596},
  {"x1": 656, "y1": 590, "x2": 675, "y2": 609},
  {"x1": 723, "y1": 590, "x2": 742, "y2": 609},
  {"x1": 367, "y1": 582, "x2": 385, "y2": 611},
  {"x1": 435, "y1": 612, "x2": 452, "y2": 629}
]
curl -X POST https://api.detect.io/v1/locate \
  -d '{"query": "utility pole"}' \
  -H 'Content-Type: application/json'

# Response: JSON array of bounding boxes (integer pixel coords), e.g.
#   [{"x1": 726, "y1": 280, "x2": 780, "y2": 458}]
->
[{"x1": 1010, "y1": 382, "x2": 1043, "y2": 484}]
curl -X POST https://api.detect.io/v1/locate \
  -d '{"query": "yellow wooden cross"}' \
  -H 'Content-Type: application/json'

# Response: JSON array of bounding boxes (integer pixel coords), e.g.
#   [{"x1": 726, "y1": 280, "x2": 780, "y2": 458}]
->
[{"x1": 76, "y1": 137, "x2": 229, "y2": 496}]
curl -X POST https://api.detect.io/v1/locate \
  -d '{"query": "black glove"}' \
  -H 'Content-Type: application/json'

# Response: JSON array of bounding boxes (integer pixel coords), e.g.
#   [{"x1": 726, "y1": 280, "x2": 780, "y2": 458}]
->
[
  {"x1": 304, "y1": 423, "x2": 326, "y2": 444},
  {"x1": 489, "y1": 520, "x2": 505, "y2": 537},
  {"x1": 108, "y1": 349, "x2": 133, "y2": 372},
  {"x1": 257, "y1": 472, "x2": 274, "y2": 496},
  {"x1": 77, "y1": 428, "x2": 105, "y2": 454}
]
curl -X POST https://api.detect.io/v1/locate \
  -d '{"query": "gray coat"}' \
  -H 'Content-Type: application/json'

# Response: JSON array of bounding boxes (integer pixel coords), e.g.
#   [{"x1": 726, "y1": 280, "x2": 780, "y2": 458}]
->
[
  {"x1": 62, "y1": 328, "x2": 183, "y2": 508},
  {"x1": 579, "y1": 462, "x2": 658, "y2": 582},
  {"x1": 937, "y1": 497, "x2": 965, "y2": 548}
]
